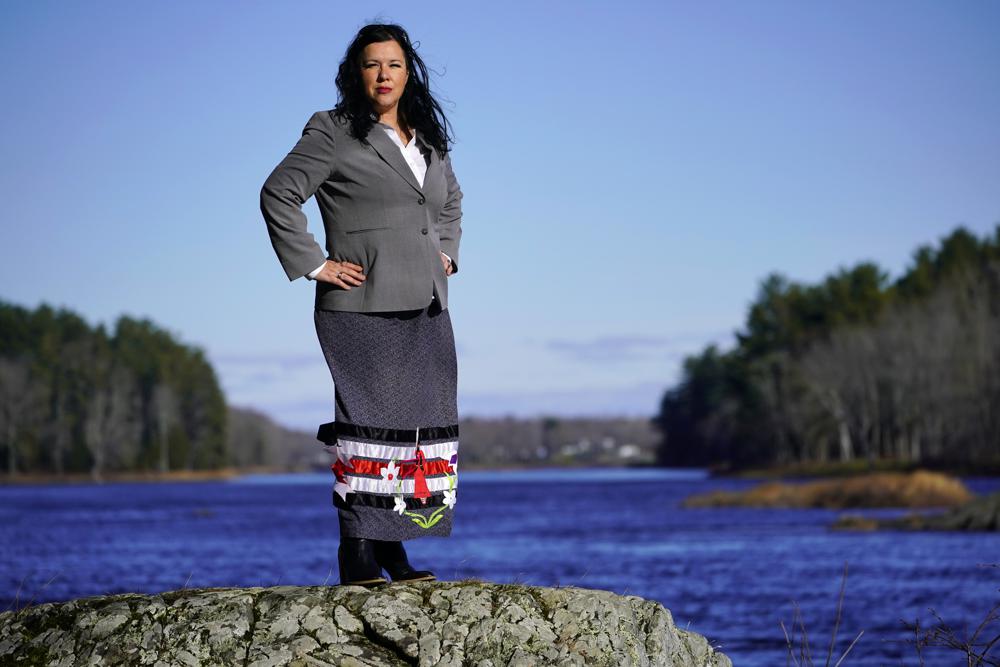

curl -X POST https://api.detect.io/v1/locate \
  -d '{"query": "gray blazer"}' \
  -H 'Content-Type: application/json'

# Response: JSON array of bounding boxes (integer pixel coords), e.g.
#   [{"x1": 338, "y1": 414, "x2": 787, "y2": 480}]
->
[{"x1": 260, "y1": 109, "x2": 463, "y2": 312}]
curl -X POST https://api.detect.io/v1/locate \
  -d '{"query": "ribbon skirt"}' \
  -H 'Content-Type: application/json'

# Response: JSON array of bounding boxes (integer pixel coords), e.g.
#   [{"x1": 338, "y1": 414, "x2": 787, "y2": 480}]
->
[{"x1": 313, "y1": 301, "x2": 458, "y2": 540}]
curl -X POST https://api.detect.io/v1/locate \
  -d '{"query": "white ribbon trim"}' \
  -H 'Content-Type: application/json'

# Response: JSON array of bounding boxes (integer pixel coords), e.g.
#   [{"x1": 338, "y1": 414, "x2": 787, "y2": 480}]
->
[{"x1": 325, "y1": 438, "x2": 458, "y2": 463}]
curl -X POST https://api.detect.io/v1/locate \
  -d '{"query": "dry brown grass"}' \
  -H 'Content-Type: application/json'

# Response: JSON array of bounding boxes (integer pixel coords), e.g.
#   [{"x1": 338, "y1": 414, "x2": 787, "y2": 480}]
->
[
  {"x1": 683, "y1": 469, "x2": 973, "y2": 509},
  {"x1": 0, "y1": 466, "x2": 289, "y2": 485}
]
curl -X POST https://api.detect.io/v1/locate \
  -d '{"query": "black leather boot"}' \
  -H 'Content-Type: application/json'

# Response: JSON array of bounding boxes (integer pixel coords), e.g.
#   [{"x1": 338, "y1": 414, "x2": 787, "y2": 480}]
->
[
  {"x1": 372, "y1": 540, "x2": 436, "y2": 582},
  {"x1": 338, "y1": 537, "x2": 388, "y2": 587}
]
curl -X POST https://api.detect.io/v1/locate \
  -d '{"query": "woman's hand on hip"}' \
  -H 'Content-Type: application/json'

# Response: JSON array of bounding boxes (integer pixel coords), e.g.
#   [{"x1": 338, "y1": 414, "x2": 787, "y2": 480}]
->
[
  {"x1": 316, "y1": 260, "x2": 366, "y2": 289},
  {"x1": 440, "y1": 252, "x2": 454, "y2": 276}
]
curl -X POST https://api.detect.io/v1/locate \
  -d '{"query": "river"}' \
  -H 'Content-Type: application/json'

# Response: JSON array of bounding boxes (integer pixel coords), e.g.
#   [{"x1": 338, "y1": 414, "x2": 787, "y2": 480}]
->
[{"x1": 2, "y1": 467, "x2": 998, "y2": 665}]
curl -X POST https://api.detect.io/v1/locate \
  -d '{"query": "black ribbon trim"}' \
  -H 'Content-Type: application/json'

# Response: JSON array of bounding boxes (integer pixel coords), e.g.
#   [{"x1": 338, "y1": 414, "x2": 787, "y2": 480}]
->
[
  {"x1": 333, "y1": 488, "x2": 451, "y2": 511},
  {"x1": 316, "y1": 420, "x2": 459, "y2": 445}
]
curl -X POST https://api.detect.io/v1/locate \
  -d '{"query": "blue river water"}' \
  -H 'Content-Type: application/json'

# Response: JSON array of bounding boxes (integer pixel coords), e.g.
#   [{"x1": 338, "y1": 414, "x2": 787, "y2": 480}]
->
[{"x1": 1, "y1": 467, "x2": 998, "y2": 666}]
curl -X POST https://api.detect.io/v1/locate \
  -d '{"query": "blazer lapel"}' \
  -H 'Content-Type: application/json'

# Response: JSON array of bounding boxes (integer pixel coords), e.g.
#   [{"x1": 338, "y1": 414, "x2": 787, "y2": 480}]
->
[
  {"x1": 419, "y1": 133, "x2": 440, "y2": 190},
  {"x1": 364, "y1": 126, "x2": 423, "y2": 195}
]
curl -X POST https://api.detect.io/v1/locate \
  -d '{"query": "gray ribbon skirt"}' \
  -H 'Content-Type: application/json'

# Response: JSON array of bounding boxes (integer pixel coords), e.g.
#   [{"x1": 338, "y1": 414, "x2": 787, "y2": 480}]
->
[{"x1": 314, "y1": 301, "x2": 458, "y2": 541}]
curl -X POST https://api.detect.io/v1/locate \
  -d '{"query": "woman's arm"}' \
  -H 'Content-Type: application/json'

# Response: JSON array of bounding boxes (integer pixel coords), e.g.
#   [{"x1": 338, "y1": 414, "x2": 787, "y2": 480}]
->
[
  {"x1": 435, "y1": 152, "x2": 463, "y2": 274},
  {"x1": 259, "y1": 112, "x2": 337, "y2": 281}
]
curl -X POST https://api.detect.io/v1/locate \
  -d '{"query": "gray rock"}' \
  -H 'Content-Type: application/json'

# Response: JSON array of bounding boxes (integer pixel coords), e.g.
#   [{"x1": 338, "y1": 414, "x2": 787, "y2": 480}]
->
[
  {"x1": 0, "y1": 581, "x2": 731, "y2": 666},
  {"x1": 833, "y1": 489, "x2": 1000, "y2": 532}
]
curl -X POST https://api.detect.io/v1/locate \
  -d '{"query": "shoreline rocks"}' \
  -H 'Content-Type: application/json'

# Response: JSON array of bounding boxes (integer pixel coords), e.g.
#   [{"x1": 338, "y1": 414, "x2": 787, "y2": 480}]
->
[{"x1": 834, "y1": 490, "x2": 1000, "y2": 532}]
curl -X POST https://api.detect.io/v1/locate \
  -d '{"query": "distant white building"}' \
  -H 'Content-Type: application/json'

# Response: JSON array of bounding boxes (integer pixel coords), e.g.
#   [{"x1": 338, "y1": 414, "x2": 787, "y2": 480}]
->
[{"x1": 618, "y1": 444, "x2": 640, "y2": 459}]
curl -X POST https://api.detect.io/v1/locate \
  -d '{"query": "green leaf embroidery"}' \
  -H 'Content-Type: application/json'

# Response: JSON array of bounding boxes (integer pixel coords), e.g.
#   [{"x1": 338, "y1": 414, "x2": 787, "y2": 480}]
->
[
  {"x1": 403, "y1": 504, "x2": 448, "y2": 529},
  {"x1": 390, "y1": 455, "x2": 456, "y2": 528}
]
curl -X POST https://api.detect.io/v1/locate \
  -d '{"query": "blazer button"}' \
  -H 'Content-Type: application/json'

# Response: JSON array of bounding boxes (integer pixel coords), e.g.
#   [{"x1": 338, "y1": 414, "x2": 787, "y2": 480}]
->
[
  {"x1": 417, "y1": 196, "x2": 425, "y2": 205},
  {"x1": 421, "y1": 228, "x2": 428, "y2": 235}
]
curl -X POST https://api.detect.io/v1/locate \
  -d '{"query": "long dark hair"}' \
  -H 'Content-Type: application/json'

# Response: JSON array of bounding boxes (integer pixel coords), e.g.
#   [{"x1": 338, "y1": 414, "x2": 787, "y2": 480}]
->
[{"x1": 333, "y1": 23, "x2": 454, "y2": 158}]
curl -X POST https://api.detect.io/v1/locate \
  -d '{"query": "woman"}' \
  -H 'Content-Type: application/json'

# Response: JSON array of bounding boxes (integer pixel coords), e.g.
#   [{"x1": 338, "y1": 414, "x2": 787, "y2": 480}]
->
[{"x1": 259, "y1": 23, "x2": 463, "y2": 587}]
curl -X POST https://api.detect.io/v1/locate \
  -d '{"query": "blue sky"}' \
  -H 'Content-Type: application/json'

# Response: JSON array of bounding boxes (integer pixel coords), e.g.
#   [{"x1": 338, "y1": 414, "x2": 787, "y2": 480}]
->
[{"x1": 1, "y1": 1, "x2": 997, "y2": 430}]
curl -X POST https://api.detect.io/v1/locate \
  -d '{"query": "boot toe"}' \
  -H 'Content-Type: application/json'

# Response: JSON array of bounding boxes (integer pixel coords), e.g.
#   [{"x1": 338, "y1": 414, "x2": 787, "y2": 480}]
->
[
  {"x1": 371, "y1": 540, "x2": 437, "y2": 582},
  {"x1": 343, "y1": 576, "x2": 389, "y2": 587},
  {"x1": 338, "y1": 538, "x2": 389, "y2": 587},
  {"x1": 393, "y1": 570, "x2": 436, "y2": 582}
]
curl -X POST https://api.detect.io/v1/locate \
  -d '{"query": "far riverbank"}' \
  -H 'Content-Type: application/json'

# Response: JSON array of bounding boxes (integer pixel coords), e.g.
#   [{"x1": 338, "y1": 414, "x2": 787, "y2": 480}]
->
[{"x1": 0, "y1": 461, "x2": 669, "y2": 485}]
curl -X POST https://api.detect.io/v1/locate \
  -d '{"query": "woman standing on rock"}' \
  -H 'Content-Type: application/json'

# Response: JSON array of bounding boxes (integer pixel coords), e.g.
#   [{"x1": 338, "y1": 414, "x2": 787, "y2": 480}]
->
[{"x1": 260, "y1": 23, "x2": 463, "y2": 587}]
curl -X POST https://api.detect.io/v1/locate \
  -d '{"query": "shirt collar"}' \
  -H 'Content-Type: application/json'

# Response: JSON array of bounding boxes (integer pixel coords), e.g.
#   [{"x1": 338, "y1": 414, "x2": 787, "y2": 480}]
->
[
  {"x1": 375, "y1": 120, "x2": 434, "y2": 153},
  {"x1": 377, "y1": 121, "x2": 419, "y2": 147}
]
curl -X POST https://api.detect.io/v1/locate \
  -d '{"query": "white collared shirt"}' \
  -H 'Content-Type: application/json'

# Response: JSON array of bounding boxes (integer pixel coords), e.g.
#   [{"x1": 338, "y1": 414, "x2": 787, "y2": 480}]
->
[
  {"x1": 305, "y1": 123, "x2": 452, "y2": 289},
  {"x1": 379, "y1": 121, "x2": 429, "y2": 187}
]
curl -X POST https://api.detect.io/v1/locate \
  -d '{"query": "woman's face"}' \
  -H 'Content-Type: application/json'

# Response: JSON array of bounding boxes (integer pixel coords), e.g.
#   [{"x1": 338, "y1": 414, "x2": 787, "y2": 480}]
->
[{"x1": 360, "y1": 39, "x2": 408, "y2": 116}]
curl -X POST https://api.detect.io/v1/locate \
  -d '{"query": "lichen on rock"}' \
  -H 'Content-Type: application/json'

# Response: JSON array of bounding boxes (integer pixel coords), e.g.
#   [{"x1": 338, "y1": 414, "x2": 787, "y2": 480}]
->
[{"x1": 0, "y1": 581, "x2": 731, "y2": 666}]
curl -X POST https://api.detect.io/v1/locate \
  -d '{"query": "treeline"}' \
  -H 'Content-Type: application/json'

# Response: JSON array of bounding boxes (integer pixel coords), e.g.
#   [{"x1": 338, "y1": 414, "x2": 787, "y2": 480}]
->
[
  {"x1": 654, "y1": 224, "x2": 1000, "y2": 471},
  {"x1": 0, "y1": 296, "x2": 663, "y2": 478},
  {"x1": 0, "y1": 301, "x2": 226, "y2": 477},
  {"x1": 226, "y1": 405, "x2": 322, "y2": 470}
]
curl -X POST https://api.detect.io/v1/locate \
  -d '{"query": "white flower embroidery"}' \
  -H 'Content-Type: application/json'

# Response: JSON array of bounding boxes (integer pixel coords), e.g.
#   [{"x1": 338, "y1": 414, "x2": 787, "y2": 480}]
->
[
  {"x1": 393, "y1": 496, "x2": 407, "y2": 515},
  {"x1": 381, "y1": 460, "x2": 399, "y2": 482},
  {"x1": 334, "y1": 479, "x2": 353, "y2": 502},
  {"x1": 443, "y1": 489, "x2": 457, "y2": 509}
]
